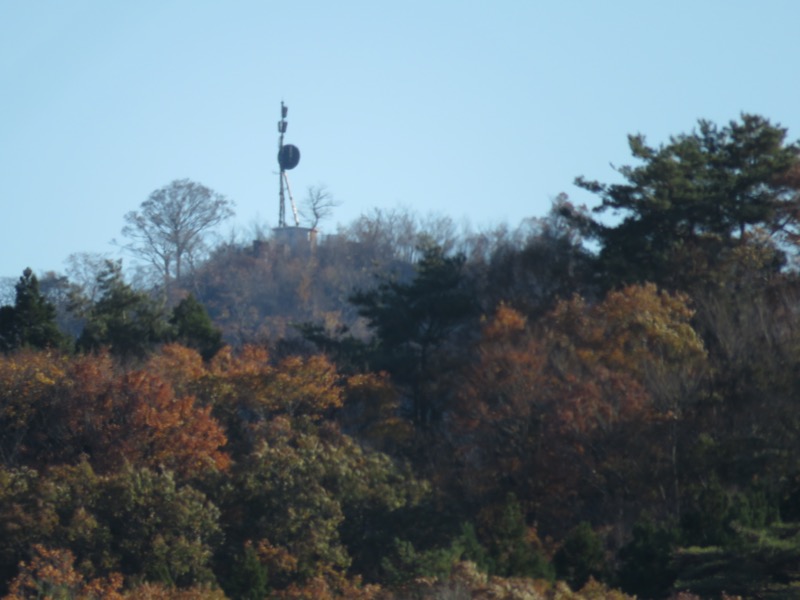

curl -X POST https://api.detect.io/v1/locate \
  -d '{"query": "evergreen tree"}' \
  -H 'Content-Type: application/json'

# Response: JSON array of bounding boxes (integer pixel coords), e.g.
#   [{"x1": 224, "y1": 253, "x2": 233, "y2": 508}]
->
[
  {"x1": 76, "y1": 261, "x2": 167, "y2": 359},
  {"x1": 169, "y1": 294, "x2": 224, "y2": 360},
  {"x1": 349, "y1": 243, "x2": 478, "y2": 426},
  {"x1": 0, "y1": 268, "x2": 66, "y2": 352},
  {"x1": 553, "y1": 522, "x2": 609, "y2": 590},
  {"x1": 574, "y1": 114, "x2": 800, "y2": 290},
  {"x1": 616, "y1": 519, "x2": 680, "y2": 599},
  {"x1": 224, "y1": 543, "x2": 269, "y2": 600}
]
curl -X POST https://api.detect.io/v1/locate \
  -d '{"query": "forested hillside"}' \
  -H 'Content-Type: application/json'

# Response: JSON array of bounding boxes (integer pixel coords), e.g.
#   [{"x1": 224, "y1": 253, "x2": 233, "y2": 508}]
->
[{"x1": 2, "y1": 114, "x2": 800, "y2": 599}]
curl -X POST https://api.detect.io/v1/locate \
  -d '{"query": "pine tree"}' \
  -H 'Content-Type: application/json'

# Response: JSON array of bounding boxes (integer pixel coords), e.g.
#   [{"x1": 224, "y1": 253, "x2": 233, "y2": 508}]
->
[
  {"x1": 574, "y1": 114, "x2": 800, "y2": 290},
  {"x1": 76, "y1": 261, "x2": 167, "y2": 359},
  {"x1": 0, "y1": 268, "x2": 66, "y2": 352},
  {"x1": 169, "y1": 294, "x2": 224, "y2": 361}
]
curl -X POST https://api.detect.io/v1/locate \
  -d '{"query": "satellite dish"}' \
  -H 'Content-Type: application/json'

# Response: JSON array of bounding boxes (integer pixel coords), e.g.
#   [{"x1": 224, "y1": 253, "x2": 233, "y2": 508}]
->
[{"x1": 278, "y1": 144, "x2": 300, "y2": 170}]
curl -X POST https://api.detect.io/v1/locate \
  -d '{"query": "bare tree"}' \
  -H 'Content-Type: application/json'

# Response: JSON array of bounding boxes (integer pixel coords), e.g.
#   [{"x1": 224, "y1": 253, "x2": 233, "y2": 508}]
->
[
  {"x1": 64, "y1": 252, "x2": 111, "y2": 305},
  {"x1": 121, "y1": 179, "x2": 234, "y2": 298},
  {"x1": 300, "y1": 185, "x2": 340, "y2": 229}
]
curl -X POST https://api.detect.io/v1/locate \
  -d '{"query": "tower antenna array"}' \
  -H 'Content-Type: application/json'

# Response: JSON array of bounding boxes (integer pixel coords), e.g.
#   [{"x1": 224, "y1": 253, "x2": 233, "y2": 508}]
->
[{"x1": 277, "y1": 102, "x2": 301, "y2": 227}]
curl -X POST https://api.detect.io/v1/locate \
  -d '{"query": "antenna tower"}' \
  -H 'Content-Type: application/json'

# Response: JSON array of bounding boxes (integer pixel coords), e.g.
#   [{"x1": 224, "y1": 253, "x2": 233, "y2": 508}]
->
[{"x1": 277, "y1": 102, "x2": 301, "y2": 227}]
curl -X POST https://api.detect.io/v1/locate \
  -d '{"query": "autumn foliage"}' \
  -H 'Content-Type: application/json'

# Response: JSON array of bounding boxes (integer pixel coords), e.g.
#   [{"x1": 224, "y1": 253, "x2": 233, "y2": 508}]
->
[
  {"x1": 5, "y1": 113, "x2": 800, "y2": 597},
  {"x1": 4, "y1": 545, "x2": 124, "y2": 600},
  {"x1": 0, "y1": 350, "x2": 229, "y2": 480}
]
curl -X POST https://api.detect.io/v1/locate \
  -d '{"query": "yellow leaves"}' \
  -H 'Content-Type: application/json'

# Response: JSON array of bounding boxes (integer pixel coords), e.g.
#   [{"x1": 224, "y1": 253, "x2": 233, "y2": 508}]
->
[
  {"x1": 551, "y1": 283, "x2": 707, "y2": 379},
  {"x1": 205, "y1": 345, "x2": 344, "y2": 420},
  {"x1": 599, "y1": 284, "x2": 703, "y2": 364},
  {"x1": 271, "y1": 355, "x2": 343, "y2": 415},
  {"x1": 481, "y1": 303, "x2": 527, "y2": 340},
  {"x1": 0, "y1": 350, "x2": 68, "y2": 428}
]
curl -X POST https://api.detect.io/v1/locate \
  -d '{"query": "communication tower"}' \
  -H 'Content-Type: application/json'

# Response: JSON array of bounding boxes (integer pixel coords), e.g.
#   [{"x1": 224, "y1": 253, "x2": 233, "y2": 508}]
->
[
  {"x1": 273, "y1": 102, "x2": 317, "y2": 252},
  {"x1": 276, "y1": 101, "x2": 301, "y2": 228}
]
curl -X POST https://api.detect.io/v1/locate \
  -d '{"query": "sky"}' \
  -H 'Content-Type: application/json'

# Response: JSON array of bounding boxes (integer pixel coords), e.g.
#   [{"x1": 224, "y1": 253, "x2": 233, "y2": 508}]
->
[{"x1": 2, "y1": 0, "x2": 800, "y2": 282}]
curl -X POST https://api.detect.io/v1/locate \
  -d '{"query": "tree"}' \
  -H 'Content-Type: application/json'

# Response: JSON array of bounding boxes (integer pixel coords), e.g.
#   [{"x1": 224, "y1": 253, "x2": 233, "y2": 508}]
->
[
  {"x1": 547, "y1": 285, "x2": 708, "y2": 521},
  {"x1": 0, "y1": 349, "x2": 69, "y2": 468},
  {"x1": 3, "y1": 544, "x2": 124, "y2": 600},
  {"x1": 0, "y1": 460, "x2": 221, "y2": 594},
  {"x1": 168, "y1": 295, "x2": 224, "y2": 361},
  {"x1": 574, "y1": 114, "x2": 800, "y2": 289},
  {"x1": 36, "y1": 271, "x2": 86, "y2": 341},
  {"x1": 446, "y1": 303, "x2": 633, "y2": 531},
  {"x1": 0, "y1": 268, "x2": 66, "y2": 352},
  {"x1": 99, "y1": 465, "x2": 221, "y2": 587},
  {"x1": 300, "y1": 185, "x2": 340, "y2": 229},
  {"x1": 83, "y1": 369, "x2": 230, "y2": 479},
  {"x1": 485, "y1": 194, "x2": 596, "y2": 318},
  {"x1": 448, "y1": 284, "x2": 708, "y2": 538},
  {"x1": 338, "y1": 207, "x2": 425, "y2": 266},
  {"x1": 349, "y1": 243, "x2": 478, "y2": 427},
  {"x1": 553, "y1": 522, "x2": 609, "y2": 590},
  {"x1": 76, "y1": 261, "x2": 167, "y2": 360},
  {"x1": 222, "y1": 416, "x2": 428, "y2": 590},
  {"x1": 0, "y1": 347, "x2": 230, "y2": 478},
  {"x1": 121, "y1": 179, "x2": 234, "y2": 298}
]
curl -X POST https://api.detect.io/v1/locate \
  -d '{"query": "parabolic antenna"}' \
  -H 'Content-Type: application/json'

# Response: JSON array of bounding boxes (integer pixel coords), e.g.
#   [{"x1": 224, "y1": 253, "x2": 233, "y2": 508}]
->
[{"x1": 278, "y1": 144, "x2": 300, "y2": 170}]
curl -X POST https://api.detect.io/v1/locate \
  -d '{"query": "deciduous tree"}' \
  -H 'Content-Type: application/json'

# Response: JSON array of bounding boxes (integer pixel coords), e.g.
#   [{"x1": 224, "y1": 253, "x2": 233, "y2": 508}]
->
[
  {"x1": 3, "y1": 544, "x2": 124, "y2": 600},
  {"x1": 300, "y1": 185, "x2": 340, "y2": 229},
  {"x1": 122, "y1": 179, "x2": 234, "y2": 298},
  {"x1": 0, "y1": 348, "x2": 229, "y2": 479}
]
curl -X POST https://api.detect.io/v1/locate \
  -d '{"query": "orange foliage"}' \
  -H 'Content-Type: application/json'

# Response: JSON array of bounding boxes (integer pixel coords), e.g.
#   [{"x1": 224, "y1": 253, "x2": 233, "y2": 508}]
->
[
  {"x1": 209, "y1": 344, "x2": 269, "y2": 377},
  {"x1": 449, "y1": 285, "x2": 709, "y2": 530},
  {"x1": 462, "y1": 302, "x2": 648, "y2": 442},
  {"x1": 204, "y1": 345, "x2": 343, "y2": 421},
  {"x1": 0, "y1": 344, "x2": 353, "y2": 476},
  {"x1": 144, "y1": 344, "x2": 207, "y2": 397},
  {"x1": 0, "y1": 348, "x2": 229, "y2": 478},
  {"x1": 68, "y1": 354, "x2": 230, "y2": 478},
  {"x1": 480, "y1": 302, "x2": 528, "y2": 340},
  {"x1": 99, "y1": 370, "x2": 231, "y2": 477},
  {"x1": 450, "y1": 294, "x2": 683, "y2": 525},
  {"x1": 452, "y1": 305, "x2": 592, "y2": 509},
  {"x1": 3, "y1": 544, "x2": 124, "y2": 600}
]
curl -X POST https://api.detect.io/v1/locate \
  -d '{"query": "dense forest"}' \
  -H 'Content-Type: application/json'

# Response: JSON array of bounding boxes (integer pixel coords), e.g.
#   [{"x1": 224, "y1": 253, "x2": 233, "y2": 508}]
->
[{"x1": 2, "y1": 114, "x2": 800, "y2": 599}]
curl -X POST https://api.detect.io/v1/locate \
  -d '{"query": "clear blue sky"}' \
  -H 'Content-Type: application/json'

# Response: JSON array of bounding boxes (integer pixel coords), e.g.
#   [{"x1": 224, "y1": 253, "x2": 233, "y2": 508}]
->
[{"x1": 2, "y1": 0, "x2": 799, "y2": 281}]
